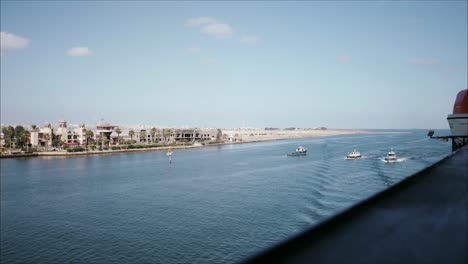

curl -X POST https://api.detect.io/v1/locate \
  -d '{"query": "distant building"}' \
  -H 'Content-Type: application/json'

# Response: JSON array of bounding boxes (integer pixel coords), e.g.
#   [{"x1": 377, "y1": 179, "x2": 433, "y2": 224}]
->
[
  {"x1": 29, "y1": 124, "x2": 53, "y2": 147},
  {"x1": 73, "y1": 124, "x2": 87, "y2": 145},
  {"x1": 30, "y1": 131, "x2": 39, "y2": 146},
  {"x1": 96, "y1": 123, "x2": 117, "y2": 146},
  {"x1": 55, "y1": 120, "x2": 68, "y2": 141},
  {"x1": 170, "y1": 128, "x2": 217, "y2": 142},
  {"x1": 118, "y1": 128, "x2": 218, "y2": 144},
  {"x1": 29, "y1": 121, "x2": 89, "y2": 147}
]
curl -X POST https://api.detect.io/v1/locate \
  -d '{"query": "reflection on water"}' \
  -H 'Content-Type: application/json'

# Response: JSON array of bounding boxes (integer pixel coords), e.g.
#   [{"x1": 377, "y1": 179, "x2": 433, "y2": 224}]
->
[{"x1": 0, "y1": 130, "x2": 451, "y2": 264}]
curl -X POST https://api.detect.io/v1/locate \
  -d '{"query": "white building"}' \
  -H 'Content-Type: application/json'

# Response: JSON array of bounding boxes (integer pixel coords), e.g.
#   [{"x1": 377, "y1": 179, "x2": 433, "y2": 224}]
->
[
  {"x1": 30, "y1": 131, "x2": 39, "y2": 146},
  {"x1": 39, "y1": 124, "x2": 53, "y2": 147},
  {"x1": 73, "y1": 124, "x2": 87, "y2": 145},
  {"x1": 55, "y1": 120, "x2": 68, "y2": 141}
]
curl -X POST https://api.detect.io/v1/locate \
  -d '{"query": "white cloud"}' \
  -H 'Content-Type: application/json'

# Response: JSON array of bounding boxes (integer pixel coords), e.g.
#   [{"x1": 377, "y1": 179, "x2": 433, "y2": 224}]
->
[
  {"x1": 186, "y1": 17, "x2": 234, "y2": 39},
  {"x1": 240, "y1": 35, "x2": 258, "y2": 45},
  {"x1": 67, "y1": 47, "x2": 91, "y2": 57},
  {"x1": 337, "y1": 55, "x2": 352, "y2": 64},
  {"x1": 408, "y1": 58, "x2": 439, "y2": 65},
  {"x1": 201, "y1": 57, "x2": 217, "y2": 64},
  {"x1": 185, "y1": 17, "x2": 217, "y2": 27},
  {"x1": 187, "y1": 47, "x2": 201, "y2": 54},
  {"x1": 0, "y1": 32, "x2": 30, "y2": 54},
  {"x1": 200, "y1": 23, "x2": 233, "y2": 39}
]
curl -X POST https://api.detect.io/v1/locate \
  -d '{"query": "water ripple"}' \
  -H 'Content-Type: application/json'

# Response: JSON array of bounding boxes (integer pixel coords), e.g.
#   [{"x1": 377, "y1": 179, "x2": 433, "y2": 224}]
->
[{"x1": 1, "y1": 130, "x2": 451, "y2": 264}]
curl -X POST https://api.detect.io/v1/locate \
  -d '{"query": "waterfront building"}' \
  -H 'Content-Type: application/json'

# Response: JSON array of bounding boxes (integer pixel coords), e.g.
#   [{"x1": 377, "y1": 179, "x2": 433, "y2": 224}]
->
[
  {"x1": 73, "y1": 124, "x2": 87, "y2": 145},
  {"x1": 30, "y1": 131, "x2": 39, "y2": 146},
  {"x1": 39, "y1": 124, "x2": 53, "y2": 147},
  {"x1": 170, "y1": 128, "x2": 218, "y2": 142},
  {"x1": 55, "y1": 120, "x2": 68, "y2": 141},
  {"x1": 116, "y1": 128, "x2": 217, "y2": 144},
  {"x1": 29, "y1": 124, "x2": 53, "y2": 147},
  {"x1": 96, "y1": 123, "x2": 117, "y2": 147}
]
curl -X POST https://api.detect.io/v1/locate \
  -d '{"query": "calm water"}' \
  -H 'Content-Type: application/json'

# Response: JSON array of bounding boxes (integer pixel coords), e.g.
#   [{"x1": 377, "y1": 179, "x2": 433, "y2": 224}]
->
[{"x1": 1, "y1": 130, "x2": 451, "y2": 264}]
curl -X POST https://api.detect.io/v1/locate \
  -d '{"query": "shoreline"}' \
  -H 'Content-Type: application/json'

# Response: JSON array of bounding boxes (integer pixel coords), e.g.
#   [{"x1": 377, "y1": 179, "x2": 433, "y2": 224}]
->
[{"x1": 0, "y1": 130, "x2": 410, "y2": 159}]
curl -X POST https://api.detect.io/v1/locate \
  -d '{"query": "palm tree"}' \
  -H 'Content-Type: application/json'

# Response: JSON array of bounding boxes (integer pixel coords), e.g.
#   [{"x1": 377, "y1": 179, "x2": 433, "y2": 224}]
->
[
  {"x1": 2, "y1": 126, "x2": 15, "y2": 149},
  {"x1": 162, "y1": 128, "x2": 172, "y2": 143},
  {"x1": 150, "y1": 128, "x2": 157, "y2": 143},
  {"x1": 14, "y1": 126, "x2": 26, "y2": 149},
  {"x1": 216, "y1": 129, "x2": 223, "y2": 143},
  {"x1": 23, "y1": 132, "x2": 30, "y2": 152},
  {"x1": 115, "y1": 128, "x2": 122, "y2": 145},
  {"x1": 43, "y1": 133, "x2": 51, "y2": 151},
  {"x1": 129, "y1": 130, "x2": 135, "y2": 143},
  {"x1": 140, "y1": 130, "x2": 147, "y2": 144},
  {"x1": 85, "y1": 130, "x2": 94, "y2": 150}
]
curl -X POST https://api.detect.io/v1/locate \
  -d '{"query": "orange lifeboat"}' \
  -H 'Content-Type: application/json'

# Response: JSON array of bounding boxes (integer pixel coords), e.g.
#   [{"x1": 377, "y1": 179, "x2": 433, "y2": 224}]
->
[
  {"x1": 452, "y1": 89, "x2": 468, "y2": 114},
  {"x1": 447, "y1": 89, "x2": 468, "y2": 147}
]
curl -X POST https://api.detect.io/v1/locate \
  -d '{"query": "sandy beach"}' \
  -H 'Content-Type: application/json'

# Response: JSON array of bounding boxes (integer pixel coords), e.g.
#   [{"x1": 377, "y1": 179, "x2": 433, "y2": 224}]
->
[{"x1": 222, "y1": 129, "x2": 374, "y2": 142}]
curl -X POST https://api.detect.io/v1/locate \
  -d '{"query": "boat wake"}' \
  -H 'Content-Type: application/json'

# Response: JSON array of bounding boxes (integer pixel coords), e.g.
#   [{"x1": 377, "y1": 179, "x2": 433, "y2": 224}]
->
[
  {"x1": 344, "y1": 155, "x2": 369, "y2": 160},
  {"x1": 379, "y1": 157, "x2": 409, "y2": 163}
]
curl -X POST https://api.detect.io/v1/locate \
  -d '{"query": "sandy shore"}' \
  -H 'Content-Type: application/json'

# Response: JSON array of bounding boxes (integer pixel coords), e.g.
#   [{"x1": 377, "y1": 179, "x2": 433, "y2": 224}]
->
[
  {"x1": 2, "y1": 129, "x2": 406, "y2": 158},
  {"x1": 222, "y1": 129, "x2": 376, "y2": 142}
]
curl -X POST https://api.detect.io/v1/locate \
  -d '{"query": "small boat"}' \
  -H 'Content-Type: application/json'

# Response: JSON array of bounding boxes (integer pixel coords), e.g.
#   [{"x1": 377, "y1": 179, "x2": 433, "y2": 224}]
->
[
  {"x1": 166, "y1": 151, "x2": 173, "y2": 156},
  {"x1": 346, "y1": 150, "x2": 362, "y2": 159},
  {"x1": 384, "y1": 150, "x2": 397, "y2": 162},
  {"x1": 287, "y1": 146, "x2": 307, "y2": 156}
]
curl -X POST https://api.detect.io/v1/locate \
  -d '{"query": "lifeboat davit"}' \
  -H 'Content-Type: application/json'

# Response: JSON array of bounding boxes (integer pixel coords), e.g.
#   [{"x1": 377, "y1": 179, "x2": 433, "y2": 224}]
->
[{"x1": 447, "y1": 89, "x2": 468, "y2": 147}]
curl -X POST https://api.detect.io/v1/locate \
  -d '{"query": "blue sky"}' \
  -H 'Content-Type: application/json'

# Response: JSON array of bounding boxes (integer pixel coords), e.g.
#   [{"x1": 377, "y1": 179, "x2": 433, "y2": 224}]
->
[{"x1": 1, "y1": 1, "x2": 467, "y2": 129}]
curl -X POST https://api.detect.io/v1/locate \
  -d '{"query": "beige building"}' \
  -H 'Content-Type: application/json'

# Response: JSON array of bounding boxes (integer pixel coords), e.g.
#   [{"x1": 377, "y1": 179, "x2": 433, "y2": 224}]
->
[
  {"x1": 170, "y1": 128, "x2": 218, "y2": 142},
  {"x1": 73, "y1": 124, "x2": 87, "y2": 145},
  {"x1": 96, "y1": 123, "x2": 117, "y2": 146},
  {"x1": 55, "y1": 120, "x2": 68, "y2": 141},
  {"x1": 39, "y1": 124, "x2": 53, "y2": 147},
  {"x1": 29, "y1": 124, "x2": 53, "y2": 147}
]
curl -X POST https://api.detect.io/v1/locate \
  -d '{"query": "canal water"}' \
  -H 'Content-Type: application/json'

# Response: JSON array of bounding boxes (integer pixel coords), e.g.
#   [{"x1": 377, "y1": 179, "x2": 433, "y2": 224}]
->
[{"x1": 0, "y1": 130, "x2": 451, "y2": 263}]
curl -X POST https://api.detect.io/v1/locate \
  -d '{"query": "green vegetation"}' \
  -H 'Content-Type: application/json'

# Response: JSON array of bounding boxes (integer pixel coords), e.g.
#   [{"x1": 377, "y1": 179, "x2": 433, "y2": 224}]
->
[
  {"x1": 52, "y1": 135, "x2": 63, "y2": 147},
  {"x1": 115, "y1": 127, "x2": 122, "y2": 144},
  {"x1": 85, "y1": 130, "x2": 94, "y2": 150},
  {"x1": 1, "y1": 125, "x2": 30, "y2": 149},
  {"x1": 66, "y1": 147, "x2": 85, "y2": 152},
  {"x1": 43, "y1": 133, "x2": 51, "y2": 151},
  {"x1": 127, "y1": 144, "x2": 163, "y2": 149},
  {"x1": 151, "y1": 128, "x2": 157, "y2": 143},
  {"x1": 216, "y1": 129, "x2": 223, "y2": 143},
  {"x1": 139, "y1": 130, "x2": 147, "y2": 143}
]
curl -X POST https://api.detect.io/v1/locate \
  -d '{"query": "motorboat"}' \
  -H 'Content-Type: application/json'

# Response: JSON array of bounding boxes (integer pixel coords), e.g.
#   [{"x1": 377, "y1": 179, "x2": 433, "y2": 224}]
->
[
  {"x1": 288, "y1": 146, "x2": 307, "y2": 156},
  {"x1": 384, "y1": 150, "x2": 397, "y2": 162},
  {"x1": 346, "y1": 150, "x2": 362, "y2": 159}
]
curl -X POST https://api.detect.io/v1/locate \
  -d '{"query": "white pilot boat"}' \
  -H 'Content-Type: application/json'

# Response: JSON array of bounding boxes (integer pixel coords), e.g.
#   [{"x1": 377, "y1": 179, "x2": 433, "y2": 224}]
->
[
  {"x1": 287, "y1": 146, "x2": 307, "y2": 156},
  {"x1": 384, "y1": 150, "x2": 397, "y2": 162},
  {"x1": 346, "y1": 150, "x2": 362, "y2": 159}
]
